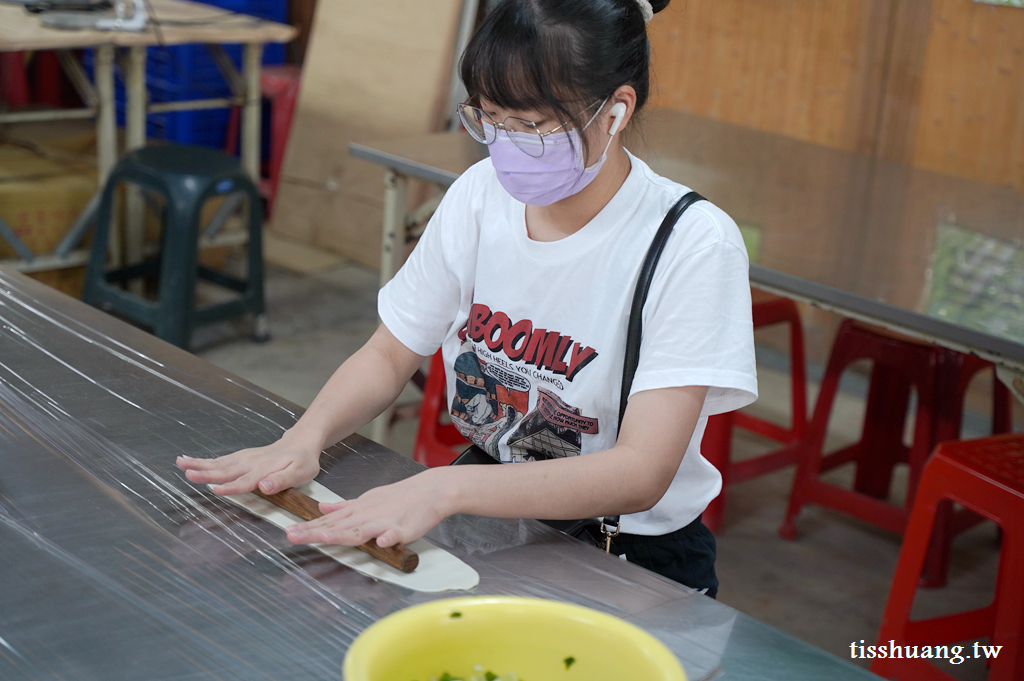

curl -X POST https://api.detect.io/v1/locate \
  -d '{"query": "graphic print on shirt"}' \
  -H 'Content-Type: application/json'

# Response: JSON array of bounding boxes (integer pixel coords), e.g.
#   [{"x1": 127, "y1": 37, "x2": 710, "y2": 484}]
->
[
  {"x1": 459, "y1": 303, "x2": 600, "y2": 382},
  {"x1": 451, "y1": 344, "x2": 530, "y2": 458},
  {"x1": 505, "y1": 387, "x2": 599, "y2": 462},
  {"x1": 452, "y1": 303, "x2": 601, "y2": 462}
]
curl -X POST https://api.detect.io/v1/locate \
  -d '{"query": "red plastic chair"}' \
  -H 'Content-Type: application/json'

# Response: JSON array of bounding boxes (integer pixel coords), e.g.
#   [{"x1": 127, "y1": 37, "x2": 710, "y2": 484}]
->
[
  {"x1": 871, "y1": 434, "x2": 1024, "y2": 681},
  {"x1": 32, "y1": 51, "x2": 64, "y2": 107},
  {"x1": 702, "y1": 290, "x2": 808, "y2": 532},
  {"x1": 1, "y1": 52, "x2": 30, "y2": 108},
  {"x1": 412, "y1": 350, "x2": 468, "y2": 467},
  {"x1": 226, "y1": 65, "x2": 301, "y2": 218},
  {"x1": 779, "y1": 319, "x2": 1011, "y2": 586}
]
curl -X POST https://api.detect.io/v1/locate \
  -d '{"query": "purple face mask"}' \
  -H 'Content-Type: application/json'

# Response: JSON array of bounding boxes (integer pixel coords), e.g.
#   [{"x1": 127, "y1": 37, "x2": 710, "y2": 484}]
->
[{"x1": 487, "y1": 116, "x2": 616, "y2": 206}]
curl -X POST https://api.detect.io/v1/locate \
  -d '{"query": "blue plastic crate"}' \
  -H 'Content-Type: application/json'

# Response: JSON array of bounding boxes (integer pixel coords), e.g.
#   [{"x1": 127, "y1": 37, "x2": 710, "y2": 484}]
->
[
  {"x1": 199, "y1": 0, "x2": 287, "y2": 23},
  {"x1": 146, "y1": 45, "x2": 235, "y2": 97},
  {"x1": 194, "y1": 0, "x2": 287, "y2": 64},
  {"x1": 153, "y1": 108, "x2": 233, "y2": 149},
  {"x1": 83, "y1": 0, "x2": 288, "y2": 149}
]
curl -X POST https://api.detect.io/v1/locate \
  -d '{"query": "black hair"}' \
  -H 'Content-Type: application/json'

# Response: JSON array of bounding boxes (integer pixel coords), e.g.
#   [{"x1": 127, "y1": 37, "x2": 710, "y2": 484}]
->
[{"x1": 460, "y1": 0, "x2": 670, "y2": 156}]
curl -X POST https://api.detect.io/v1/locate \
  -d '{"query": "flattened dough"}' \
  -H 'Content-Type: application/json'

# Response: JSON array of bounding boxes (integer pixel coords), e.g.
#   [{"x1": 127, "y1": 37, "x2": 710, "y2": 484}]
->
[{"x1": 219, "y1": 481, "x2": 480, "y2": 592}]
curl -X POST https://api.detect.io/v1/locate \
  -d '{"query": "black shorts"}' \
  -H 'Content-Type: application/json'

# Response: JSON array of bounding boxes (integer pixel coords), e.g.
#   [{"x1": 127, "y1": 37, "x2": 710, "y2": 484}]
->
[{"x1": 609, "y1": 514, "x2": 719, "y2": 599}]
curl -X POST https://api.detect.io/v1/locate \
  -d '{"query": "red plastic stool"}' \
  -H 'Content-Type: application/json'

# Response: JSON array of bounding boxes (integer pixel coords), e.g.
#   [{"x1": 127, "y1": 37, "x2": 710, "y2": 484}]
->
[
  {"x1": 31, "y1": 51, "x2": 64, "y2": 107},
  {"x1": 779, "y1": 319, "x2": 1011, "y2": 585},
  {"x1": 923, "y1": 348, "x2": 1013, "y2": 588},
  {"x1": 702, "y1": 290, "x2": 808, "y2": 532},
  {"x1": 871, "y1": 434, "x2": 1024, "y2": 681},
  {"x1": 412, "y1": 350, "x2": 469, "y2": 467},
  {"x1": 226, "y1": 65, "x2": 301, "y2": 218},
  {"x1": 1, "y1": 52, "x2": 31, "y2": 108}
]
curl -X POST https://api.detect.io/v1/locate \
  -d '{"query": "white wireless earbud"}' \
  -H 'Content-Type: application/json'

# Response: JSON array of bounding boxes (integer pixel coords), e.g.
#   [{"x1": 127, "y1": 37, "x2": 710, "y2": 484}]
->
[{"x1": 608, "y1": 102, "x2": 627, "y2": 136}]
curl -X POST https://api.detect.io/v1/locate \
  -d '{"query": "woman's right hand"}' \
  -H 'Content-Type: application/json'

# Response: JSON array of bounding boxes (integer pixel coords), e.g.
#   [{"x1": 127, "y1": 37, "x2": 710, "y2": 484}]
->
[{"x1": 176, "y1": 428, "x2": 323, "y2": 496}]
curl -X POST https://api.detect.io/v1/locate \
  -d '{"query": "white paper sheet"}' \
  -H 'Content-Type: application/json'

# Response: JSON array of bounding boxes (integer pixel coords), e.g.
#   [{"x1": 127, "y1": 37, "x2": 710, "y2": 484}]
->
[{"x1": 219, "y1": 481, "x2": 480, "y2": 592}]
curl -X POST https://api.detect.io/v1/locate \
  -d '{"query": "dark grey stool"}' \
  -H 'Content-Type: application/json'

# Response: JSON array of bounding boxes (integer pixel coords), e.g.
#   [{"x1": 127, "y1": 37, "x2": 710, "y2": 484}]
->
[{"x1": 83, "y1": 145, "x2": 268, "y2": 349}]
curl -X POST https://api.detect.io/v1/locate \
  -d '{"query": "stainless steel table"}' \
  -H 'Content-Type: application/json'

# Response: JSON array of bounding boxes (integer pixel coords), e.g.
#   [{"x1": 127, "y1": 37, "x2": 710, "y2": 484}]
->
[
  {"x1": 0, "y1": 267, "x2": 878, "y2": 680},
  {"x1": 350, "y1": 109, "x2": 1024, "y2": 445}
]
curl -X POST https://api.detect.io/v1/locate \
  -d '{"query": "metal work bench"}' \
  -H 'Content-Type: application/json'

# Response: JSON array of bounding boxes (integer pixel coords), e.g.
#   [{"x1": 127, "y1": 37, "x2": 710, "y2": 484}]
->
[
  {"x1": 0, "y1": 0, "x2": 296, "y2": 273},
  {"x1": 0, "y1": 267, "x2": 879, "y2": 680}
]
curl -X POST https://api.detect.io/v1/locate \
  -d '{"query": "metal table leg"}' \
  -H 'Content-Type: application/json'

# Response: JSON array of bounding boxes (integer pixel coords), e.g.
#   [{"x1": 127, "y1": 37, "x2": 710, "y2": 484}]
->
[
  {"x1": 240, "y1": 42, "x2": 269, "y2": 340},
  {"x1": 241, "y1": 43, "x2": 263, "y2": 182},
  {"x1": 369, "y1": 168, "x2": 409, "y2": 446},
  {"x1": 94, "y1": 45, "x2": 120, "y2": 266},
  {"x1": 379, "y1": 169, "x2": 408, "y2": 285},
  {"x1": 124, "y1": 45, "x2": 147, "y2": 292}
]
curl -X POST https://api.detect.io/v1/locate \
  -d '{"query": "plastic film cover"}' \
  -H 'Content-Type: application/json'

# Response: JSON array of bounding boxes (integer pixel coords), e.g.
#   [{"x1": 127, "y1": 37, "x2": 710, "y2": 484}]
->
[{"x1": 0, "y1": 269, "x2": 877, "y2": 681}]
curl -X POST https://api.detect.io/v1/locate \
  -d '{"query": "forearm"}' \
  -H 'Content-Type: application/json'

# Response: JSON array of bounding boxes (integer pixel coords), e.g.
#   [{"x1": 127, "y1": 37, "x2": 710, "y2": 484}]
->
[
  {"x1": 285, "y1": 444, "x2": 674, "y2": 550},
  {"x1": 282, "y1": 386, "x2": 709, "y2": 548},
  {"x1": 437, "y1": 444, "x2": 672, "y2": 520},
  {"x1": 286, "y1": 324, "x2": 424, "y2": 451}
]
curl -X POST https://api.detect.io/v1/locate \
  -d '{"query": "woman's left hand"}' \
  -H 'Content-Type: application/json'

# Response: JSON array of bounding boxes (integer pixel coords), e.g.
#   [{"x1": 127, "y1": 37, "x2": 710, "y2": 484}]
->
[{"x1": 285, "y1": 468, "x2": 450, "y2": 549}]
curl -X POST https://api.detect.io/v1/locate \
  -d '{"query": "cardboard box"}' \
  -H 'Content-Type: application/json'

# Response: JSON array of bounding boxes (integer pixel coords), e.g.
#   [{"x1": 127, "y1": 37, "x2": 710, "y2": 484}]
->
[{"x1": 0, "y1": 143, "x2": 96, "y2": 297}]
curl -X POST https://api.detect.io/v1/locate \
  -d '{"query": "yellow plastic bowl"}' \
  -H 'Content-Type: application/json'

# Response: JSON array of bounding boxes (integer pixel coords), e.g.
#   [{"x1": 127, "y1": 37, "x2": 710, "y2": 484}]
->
[{"x1": 343, "y1": 596, "x2": 687, "y2": 681}]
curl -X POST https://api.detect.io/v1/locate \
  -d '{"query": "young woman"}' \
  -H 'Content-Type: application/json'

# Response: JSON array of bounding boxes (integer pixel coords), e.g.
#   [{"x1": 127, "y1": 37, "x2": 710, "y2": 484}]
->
[{"x1": 177, "y1": 0, "x2": 756, "y2": 598}]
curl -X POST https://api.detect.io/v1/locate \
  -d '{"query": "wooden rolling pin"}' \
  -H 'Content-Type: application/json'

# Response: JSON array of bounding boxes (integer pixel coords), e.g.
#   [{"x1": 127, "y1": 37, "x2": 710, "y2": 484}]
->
[{"x1": 252, "y1": 487, "x2": 419, "y2": 573}]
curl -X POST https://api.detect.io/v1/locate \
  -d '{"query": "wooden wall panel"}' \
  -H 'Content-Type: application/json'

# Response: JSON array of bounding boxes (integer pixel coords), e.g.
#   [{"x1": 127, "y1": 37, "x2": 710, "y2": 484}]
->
[
  {"x1": 870, "y1": 0, "x2": 934, "y2": 164},
  {"x1": 278, "y1": 0, "x2": 1024, "y2": 267},
  {"x1": 911, "y1": 0, "x2": 1024, "y2": 190},
  {"x1": 272, "y1": 0, "x2": 462, "y2": 269},
  {"x1": 648, "y1": 0, "x2": 1024, "y2": 190},
  {"x1": 647, "y1": 0, "x2": 890, "y2": 154}
]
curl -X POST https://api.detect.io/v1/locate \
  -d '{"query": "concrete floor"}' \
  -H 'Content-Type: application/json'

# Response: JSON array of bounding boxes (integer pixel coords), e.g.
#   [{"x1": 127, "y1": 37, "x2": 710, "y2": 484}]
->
[{"x1": 196, "y1": 258, "x2": 1008, "y2": 681}]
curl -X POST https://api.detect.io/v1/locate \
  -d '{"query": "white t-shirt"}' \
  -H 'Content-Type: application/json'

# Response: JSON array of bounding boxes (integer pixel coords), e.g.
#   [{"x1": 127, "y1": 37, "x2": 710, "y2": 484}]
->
[{"x1": 379, "y1": 152, "x2": 757, "y2": 535}]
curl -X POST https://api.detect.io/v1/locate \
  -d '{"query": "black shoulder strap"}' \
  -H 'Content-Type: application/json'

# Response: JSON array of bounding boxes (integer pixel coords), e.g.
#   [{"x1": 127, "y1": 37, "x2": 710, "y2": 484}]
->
[
  {"x1": 601, "y1": 191, "x2": 705, "y2": 542},
  {"x1": 617, "y1": 190, "x2": 705, "y2": 430}
]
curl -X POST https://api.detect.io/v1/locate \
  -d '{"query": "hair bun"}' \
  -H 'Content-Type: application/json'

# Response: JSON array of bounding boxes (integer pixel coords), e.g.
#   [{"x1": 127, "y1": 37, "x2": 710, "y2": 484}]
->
[{"x1": 629, "y1": 0, "x2": 668, "y2": 24}]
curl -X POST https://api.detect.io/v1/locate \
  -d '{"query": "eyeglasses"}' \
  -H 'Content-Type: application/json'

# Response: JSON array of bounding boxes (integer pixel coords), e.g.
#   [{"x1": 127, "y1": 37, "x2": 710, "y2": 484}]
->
[{"x1": 456, "y1": 97, "x2": 607, "y2": 158}]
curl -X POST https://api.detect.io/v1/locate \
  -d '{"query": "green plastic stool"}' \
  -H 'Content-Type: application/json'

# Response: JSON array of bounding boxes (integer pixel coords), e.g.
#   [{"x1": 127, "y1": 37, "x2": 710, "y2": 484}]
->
[{"x1": 83, "y1": 145, "x2": 268, "y2": 349}]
